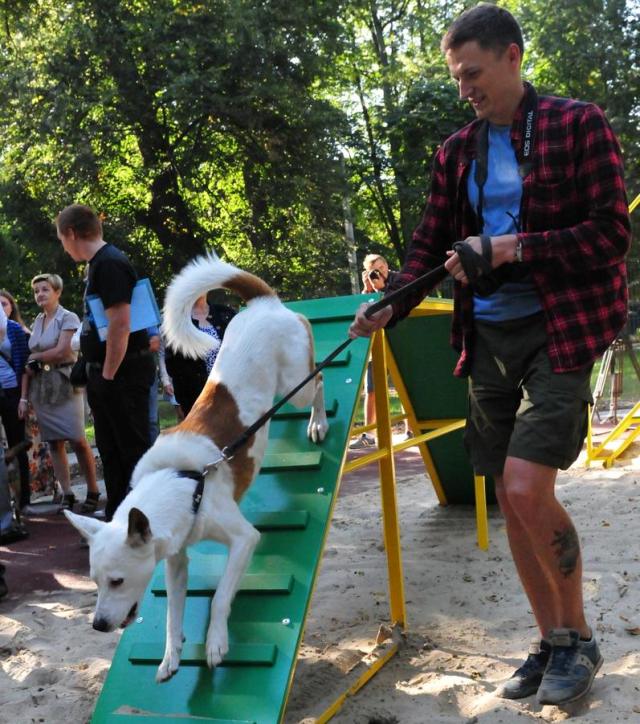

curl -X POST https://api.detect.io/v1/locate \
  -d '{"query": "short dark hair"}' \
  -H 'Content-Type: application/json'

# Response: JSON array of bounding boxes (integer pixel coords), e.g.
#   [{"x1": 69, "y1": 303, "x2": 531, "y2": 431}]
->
[
  {"x1": 441, "y1": 3, "x2": 524, "y2": 56},
  {"x1": 56, "y1": 204, "x2": 102, "y2": 240}
]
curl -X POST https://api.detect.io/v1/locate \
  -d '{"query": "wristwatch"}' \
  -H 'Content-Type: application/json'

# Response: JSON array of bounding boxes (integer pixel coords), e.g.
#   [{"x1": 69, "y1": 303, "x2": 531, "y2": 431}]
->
[{"x1": 515, "y1": 238, "x2": 523, "y2": 263}]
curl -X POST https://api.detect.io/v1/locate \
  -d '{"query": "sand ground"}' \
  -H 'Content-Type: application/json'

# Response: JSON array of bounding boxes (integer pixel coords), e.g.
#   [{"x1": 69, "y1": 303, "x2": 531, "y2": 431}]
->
[{"x1": 1, "y1": 444, "x2": 639, "y2": 723}]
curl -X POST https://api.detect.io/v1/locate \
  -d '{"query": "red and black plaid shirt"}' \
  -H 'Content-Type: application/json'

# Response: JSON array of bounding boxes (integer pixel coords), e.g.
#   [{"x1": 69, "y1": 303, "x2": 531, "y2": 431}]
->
[{"x1": 390, "y1": 83, "x2": 630, "y2": 377}]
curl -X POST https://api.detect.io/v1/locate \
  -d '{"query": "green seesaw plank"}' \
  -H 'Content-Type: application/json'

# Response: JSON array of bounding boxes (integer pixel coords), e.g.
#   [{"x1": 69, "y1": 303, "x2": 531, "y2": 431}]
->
[
  {"x1": 107, "y1": 716, "x2": 254, "y2": 724},
  {"x1": 314, "y1": 345, "x2": 351, "y2": 365},
  {"x1": 260, "y1": 451, "x2": 322, "y2": 471},
  {"x1": 129, "y1": 643, "x2": 277, "y2": 667},
  {"x1": 151, "y1": 574, "x2": 294, "y2": 596},
  {"x1": 244, "y1": 510, "x2": 309, "y2": 530},
  {"x1": 91, "y1": 293, "x2": 373, "y2": 724},
  {"x1": 273, "y1": 398, "x2": 338, "y2": 419}
]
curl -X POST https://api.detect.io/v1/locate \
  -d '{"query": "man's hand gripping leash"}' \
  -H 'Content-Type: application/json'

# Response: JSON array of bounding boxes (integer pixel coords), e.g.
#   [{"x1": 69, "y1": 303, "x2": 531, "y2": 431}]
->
[{"x1": 349, "y1": 234, "x2": 516, "y2": 339}]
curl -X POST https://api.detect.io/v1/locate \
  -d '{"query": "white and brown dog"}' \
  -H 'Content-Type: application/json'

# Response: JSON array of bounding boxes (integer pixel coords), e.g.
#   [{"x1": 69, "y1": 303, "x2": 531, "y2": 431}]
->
[{"x1": 65, "y1": 255, "x2": 328, "y2": 681}]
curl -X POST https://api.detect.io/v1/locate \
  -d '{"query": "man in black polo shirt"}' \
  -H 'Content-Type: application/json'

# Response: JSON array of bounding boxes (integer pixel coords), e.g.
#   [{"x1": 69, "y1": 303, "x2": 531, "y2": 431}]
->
[{"x1": 56, "y1": 204, "x2": 155, "y2": 520}]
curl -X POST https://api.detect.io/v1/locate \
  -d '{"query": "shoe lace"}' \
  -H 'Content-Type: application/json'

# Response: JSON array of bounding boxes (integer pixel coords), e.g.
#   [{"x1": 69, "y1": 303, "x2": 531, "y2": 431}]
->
[
  {"x1": 546, "y1": 645, "x2": 576, "y2": 676},
  {"x1": 516, "y1": 651, "x2": 547, "y2": 677}
]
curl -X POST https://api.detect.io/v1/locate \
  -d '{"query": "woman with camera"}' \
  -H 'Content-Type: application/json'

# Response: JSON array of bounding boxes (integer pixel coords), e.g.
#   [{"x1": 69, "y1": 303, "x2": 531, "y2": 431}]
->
[
  {"x1": 20, "y1": 274, "x2": 99, "y2": 513},
  {"x1": 349, "y1": 254, "x2": 406, "y2": 450}
]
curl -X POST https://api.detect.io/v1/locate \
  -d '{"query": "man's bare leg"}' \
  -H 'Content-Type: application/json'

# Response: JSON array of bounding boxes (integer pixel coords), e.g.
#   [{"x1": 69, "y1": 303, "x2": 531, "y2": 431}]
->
[{"x1": 499, "y1": 457, "x2": 588, "y2": 638}]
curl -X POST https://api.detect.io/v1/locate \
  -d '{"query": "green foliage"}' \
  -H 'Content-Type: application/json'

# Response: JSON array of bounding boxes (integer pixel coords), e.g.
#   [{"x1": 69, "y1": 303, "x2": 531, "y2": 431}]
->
[
  {"x1": 0, "y1": 0, "x2": 637, "y2": 314},
  {"x1": 340, "y1": 0, "x2": 473, "y2": 266},
  {"x1": 0, "y1": 0, "x2": 350, "y2": 311},
  {"x1": 518, "y1": 0, "x2": 639, "y2": 182}
]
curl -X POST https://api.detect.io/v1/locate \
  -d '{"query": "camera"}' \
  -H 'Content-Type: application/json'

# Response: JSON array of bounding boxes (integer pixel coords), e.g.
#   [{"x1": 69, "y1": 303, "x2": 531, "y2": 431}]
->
[
  {"x1": 26, "y1": 359, "x2": 42, "y2": 373},
  {"x1": 368, "y1": 270, "x2": 381, "y2": 280}
]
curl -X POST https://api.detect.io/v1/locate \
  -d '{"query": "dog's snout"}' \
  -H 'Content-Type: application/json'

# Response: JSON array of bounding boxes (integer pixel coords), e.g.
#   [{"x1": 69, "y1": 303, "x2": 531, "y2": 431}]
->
[{"x1": 92, "y1": 617, "x2": 111, "y2": 632}]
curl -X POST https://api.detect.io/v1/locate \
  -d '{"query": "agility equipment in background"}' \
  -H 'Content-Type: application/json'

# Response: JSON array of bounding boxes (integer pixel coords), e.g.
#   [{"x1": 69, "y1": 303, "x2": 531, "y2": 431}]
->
[
  {"x1": 585, "y1": 190, "x2": 640, "y2": 467},
  {"x1": 345, "y1": 296, "x2": 492, "y2": 552}
]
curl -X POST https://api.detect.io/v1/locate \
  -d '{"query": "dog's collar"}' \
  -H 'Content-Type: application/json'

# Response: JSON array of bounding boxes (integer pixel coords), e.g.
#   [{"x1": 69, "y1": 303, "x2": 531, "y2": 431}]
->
[{"x1": 176, "y1": 470, "x2": 206, "y2": 514}]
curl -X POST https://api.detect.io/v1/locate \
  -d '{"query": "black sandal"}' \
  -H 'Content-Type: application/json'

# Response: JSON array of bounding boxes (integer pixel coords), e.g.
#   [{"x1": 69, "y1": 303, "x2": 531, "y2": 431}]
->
[
  {"x1": 80, "y1": 491, "x2": 101, "y2": 515},
  {"x1": 59, "y1": 493, "x2": 76, "y2": 513}
]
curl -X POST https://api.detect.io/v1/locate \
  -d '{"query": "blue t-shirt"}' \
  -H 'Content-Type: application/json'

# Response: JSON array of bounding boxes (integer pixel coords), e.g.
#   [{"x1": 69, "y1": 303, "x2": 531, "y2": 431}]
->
[{"x1": 468, "y1": 123, "x2": 541, "y2": 322}]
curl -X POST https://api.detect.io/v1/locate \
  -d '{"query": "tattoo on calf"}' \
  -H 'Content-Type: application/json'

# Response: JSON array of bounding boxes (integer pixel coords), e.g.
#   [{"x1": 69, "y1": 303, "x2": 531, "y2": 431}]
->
[{"x1": 551, "y1": 526, "x2": 580, "y2": 577}]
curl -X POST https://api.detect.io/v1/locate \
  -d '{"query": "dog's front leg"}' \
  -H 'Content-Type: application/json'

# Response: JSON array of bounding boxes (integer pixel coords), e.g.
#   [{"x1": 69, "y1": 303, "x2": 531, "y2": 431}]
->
[
  {"x1": 206, "y1": 503, "x2": 260, "y2": 668},
  {"x1": 307, "y1": 373, "x2": 329, "y2": 443},
  {"x1": 156, "y1": 549, "x2": 188, "y2": 682}
]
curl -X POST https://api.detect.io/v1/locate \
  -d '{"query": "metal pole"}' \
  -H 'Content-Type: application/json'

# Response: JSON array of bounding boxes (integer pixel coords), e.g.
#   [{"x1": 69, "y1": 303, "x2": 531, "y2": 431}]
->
[{"x1": 341, "y1": 155, "x2": 360, "y2": 294}]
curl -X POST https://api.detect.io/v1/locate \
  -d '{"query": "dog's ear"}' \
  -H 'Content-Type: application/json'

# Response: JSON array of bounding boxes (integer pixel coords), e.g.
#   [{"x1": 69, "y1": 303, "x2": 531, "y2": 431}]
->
[
  {"x1": 64, "y1": 510, "x2": 105, "y2": 541},
  {"x1": 126, "y1": 508, "x2": 152, "y2": 548}
]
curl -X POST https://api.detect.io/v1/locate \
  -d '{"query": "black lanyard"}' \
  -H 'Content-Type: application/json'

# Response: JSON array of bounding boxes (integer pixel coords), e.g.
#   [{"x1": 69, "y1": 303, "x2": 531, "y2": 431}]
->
[{"x1": 473, "y1": 84, "x2": 538, "y2": 229}]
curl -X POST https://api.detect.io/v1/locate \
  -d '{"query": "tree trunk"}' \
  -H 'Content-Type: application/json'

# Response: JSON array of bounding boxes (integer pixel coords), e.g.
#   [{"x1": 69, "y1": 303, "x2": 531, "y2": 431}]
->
[
  {"x1": 368, "y1": 0, "x2": 413, "y2": 260},
  {"x1": 89, "y1": 2, "x2": 206, "y2": 268}
]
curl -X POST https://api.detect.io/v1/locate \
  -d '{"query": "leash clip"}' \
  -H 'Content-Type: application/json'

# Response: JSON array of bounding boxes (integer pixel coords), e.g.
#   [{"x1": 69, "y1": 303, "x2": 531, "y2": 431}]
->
[{"x1": 202, "y1": 449, "x2": 231, "y2": 475}]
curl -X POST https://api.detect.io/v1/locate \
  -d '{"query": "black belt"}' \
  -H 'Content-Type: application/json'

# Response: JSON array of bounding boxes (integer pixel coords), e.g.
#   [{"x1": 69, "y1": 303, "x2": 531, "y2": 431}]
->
[{"x1": 86, "y1": 349, "x2": 152, "y2": 369}]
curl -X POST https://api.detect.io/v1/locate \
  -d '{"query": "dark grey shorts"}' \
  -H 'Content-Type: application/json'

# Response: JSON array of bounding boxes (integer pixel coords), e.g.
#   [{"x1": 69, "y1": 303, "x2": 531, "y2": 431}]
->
[{"x1": 464, "y1": 313, "x2": 593, "y2": 476}]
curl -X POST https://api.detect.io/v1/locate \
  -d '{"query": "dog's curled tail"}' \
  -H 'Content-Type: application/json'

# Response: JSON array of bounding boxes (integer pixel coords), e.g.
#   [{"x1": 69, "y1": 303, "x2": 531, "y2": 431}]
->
[{"x1": 162, "y1": 253, "x2": 276, "y2": 359}]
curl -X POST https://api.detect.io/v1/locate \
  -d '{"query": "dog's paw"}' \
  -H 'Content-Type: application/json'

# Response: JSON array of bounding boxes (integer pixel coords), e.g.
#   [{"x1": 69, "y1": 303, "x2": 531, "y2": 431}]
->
[
  {"x1": 156, "y1": 648, "x2": 182, "y2": 682},
  {"x1": 307, "y1": 415, "x2": 328, "y2": 443},
  {"x1": 205, "y1": 628, "x2": 229, "y2": 668}
]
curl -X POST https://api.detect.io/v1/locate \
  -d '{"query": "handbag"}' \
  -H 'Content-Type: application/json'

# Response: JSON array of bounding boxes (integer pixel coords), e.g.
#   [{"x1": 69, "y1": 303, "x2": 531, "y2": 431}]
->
[
  {"x1": 70, "y1": 356, "x2": 88, "y2": 388},
  {"x1": 31, "y1": 364, "x2": 74, "y2": 406}
]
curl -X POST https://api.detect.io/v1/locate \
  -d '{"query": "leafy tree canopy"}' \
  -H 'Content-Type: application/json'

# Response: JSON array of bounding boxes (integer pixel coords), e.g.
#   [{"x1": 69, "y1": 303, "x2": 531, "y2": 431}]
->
[{"x1": 0, "y1": 0, "x2": 637, "y2": 321}]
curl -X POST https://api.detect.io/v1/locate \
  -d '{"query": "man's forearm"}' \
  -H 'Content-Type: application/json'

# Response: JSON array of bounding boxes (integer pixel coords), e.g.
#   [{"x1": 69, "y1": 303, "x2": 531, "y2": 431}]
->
[{"x1": 103, "y1": 323, "x2": 129, "y2": 379}]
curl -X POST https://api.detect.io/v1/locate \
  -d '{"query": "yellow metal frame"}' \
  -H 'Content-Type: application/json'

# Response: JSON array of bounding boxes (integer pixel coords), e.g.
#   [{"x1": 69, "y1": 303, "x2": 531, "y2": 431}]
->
[
  {"x1": 585, "y1": 400, "x2": 640, "y2": 467},
  {"x1": 344, "y1": 322, "x2": 489, "y2": 551},
  {"x1": 585, "y1": 193, "x2": 640, "y2": 467},
  {"x1": 314, "y1": 302, "x2": 490, "y2": 722},
  {"x1": 314, "y1": 640, "x2": 400, "y2": 724}
]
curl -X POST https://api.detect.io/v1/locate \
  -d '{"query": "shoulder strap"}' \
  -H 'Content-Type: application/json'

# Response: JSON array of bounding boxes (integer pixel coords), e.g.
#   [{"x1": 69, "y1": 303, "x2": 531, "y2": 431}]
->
[{"x1": 473, "y1": 120, "x2": 489, "y2": 229}]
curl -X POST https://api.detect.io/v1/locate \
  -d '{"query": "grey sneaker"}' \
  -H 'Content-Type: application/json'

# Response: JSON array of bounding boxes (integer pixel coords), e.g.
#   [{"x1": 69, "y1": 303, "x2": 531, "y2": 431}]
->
[
  {"x1": 349, "y1": 433, "x2": 375, "y2": 450},
  {"x1": 537, "y1": 628, "x2": 603, "y2": 705},
  {"x1": 498, "y1": 638, "x2": 550, "y2": 699}
]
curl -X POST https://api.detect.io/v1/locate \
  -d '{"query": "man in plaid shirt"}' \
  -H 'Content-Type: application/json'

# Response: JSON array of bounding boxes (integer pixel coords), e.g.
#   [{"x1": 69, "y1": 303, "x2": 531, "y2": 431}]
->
[{"x1": 350, "y1": 3, "x2": 630, "y2": 708}]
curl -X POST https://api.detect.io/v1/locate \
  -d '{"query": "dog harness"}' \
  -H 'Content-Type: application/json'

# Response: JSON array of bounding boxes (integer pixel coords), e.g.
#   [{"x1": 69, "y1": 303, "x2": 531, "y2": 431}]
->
[
  {"x1": 176, "y1": 450, "x2": 229, "y2": 514},
  {"x1": 176, "y1": 469, "x2": 208, "y2": 514}
]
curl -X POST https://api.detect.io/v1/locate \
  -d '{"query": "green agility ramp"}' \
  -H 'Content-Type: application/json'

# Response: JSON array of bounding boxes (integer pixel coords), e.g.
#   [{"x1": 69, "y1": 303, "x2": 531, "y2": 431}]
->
[{"x1": 91, "y1": 294, "x2": 372, "y2": 724}]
